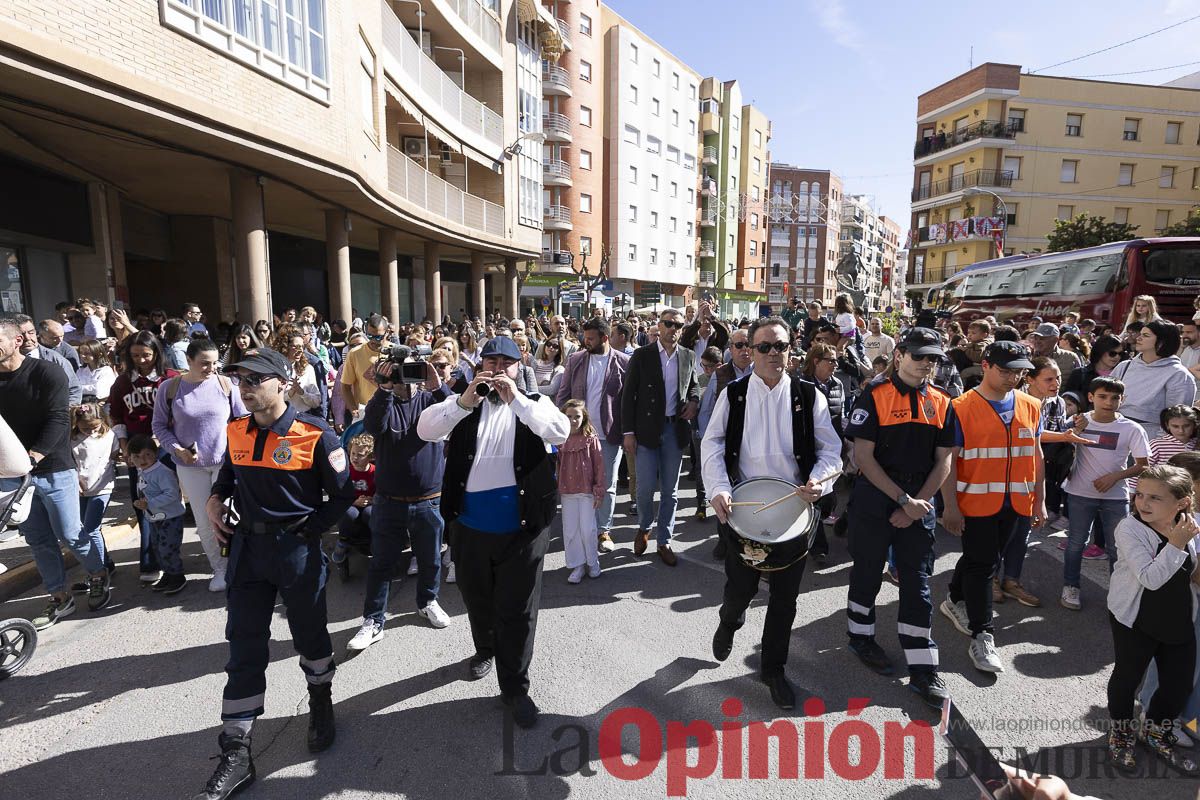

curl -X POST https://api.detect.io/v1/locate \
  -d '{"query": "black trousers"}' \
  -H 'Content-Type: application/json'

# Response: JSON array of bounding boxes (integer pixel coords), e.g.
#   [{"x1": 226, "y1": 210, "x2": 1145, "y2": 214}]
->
[
  {"x1": 717, "y1": 523, "x2": 808, "y2": 677},
  {"x1": 1108, "y1": 614, "x2": 1196, "y2": 728},
  {"x1": 452, "y1": 521, "x2": 550, "y2": 698},
  {"x1": 948, "y1": 508, "x2": 1024, "y2": 636}
]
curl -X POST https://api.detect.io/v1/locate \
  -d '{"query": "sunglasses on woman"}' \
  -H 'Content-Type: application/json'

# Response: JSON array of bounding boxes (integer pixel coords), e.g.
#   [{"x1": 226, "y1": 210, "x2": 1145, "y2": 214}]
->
[{"x1": 546, "y1": 343, "x2": 559, "y2": 350}]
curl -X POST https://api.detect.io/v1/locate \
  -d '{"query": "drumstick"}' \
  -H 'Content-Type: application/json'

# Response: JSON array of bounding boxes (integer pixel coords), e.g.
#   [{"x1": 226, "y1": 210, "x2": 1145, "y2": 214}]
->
[
  {"x1": 728, "y1": 501, "x2": 766, "y2": 507},
  {"x1": 752, "y1": 470, "x2": 843, "y2": 515}
]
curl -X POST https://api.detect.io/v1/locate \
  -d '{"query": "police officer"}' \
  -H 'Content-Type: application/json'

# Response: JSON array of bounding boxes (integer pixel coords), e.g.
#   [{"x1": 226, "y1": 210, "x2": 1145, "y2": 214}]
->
[
  {"x1": 196, "y1": 348, "x2": 354, "y2": 800},
  {"x1": 843, "y1": 328, "x2": 956, "y2": 708}
]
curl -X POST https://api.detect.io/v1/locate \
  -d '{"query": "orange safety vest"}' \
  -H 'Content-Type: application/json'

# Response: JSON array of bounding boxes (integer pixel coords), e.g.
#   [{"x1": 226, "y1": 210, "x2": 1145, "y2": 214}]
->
[{"x1": 952, "y1": 390, "x2": 1041, "y2": 517}]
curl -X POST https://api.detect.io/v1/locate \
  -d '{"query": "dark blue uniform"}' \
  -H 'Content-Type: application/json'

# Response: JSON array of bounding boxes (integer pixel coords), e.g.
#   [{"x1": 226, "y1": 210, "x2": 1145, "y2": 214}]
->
[{"x1": 211, "y1": 404, "x2": 354, "y2": 733}]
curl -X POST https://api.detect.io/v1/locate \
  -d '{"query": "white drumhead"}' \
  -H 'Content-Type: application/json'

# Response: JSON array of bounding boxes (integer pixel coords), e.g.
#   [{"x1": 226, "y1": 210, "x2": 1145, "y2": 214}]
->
[{"x1": 727, "y1": 477, "x2": 816, "y2": 545}]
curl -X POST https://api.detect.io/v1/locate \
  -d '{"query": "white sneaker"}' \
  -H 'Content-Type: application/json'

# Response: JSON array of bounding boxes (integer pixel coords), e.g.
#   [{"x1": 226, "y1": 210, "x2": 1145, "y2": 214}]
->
[
  {"x1": 586, "y1": 563, "x2": 601, "y2": 579},
  {"x1": 208, "y1": 569, "x2": 227, "y2": 593},
  {"x1": 347, "y1": 618, "x2": 384, "y2": 651},
  {"x1": 567, "y1": 566, "x2": 585, "y2": 584},
  {"x1": 418, "y1": 600, "x2": 451, "y2": 629},
  {"x1": 968, "y1": 632, "x2": 1004, "y2": 673},
  {"x1": 939, "y1": 598, "x2": 972, "y2": 637},
  {"x1": 1060, "y1": 586, "x2": 1081, "y2": 610},
  {"x1": 445, "y1": 562, "x2": 456, "y2": 584},
  {"x1": 407, "y1": 559, "x2": 419, "y2": 576}
]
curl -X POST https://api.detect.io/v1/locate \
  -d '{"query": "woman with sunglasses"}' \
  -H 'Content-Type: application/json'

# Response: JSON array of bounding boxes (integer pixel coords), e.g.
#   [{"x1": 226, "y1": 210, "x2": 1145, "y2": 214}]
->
[
  {"x1": 253, "y1": 319, "x2": 273, "y2": 344},
  {"x1": 532, "y1": 337, "x2": 565, "y2": 397},
  {"x1": 1063, "y1": 334, "x2": 1124, "y2": 412}
]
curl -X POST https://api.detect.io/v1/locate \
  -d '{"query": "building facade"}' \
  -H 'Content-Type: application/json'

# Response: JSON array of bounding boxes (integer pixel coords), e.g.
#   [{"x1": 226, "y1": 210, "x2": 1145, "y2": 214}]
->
[
  {"x1": 602, "y1": 8, "x2": 700, "y2": 310},
  {"x1": 0, "y1": 0, "x2": 568, "y2": 325},
  {"x1": 908, "y1": 62, "x2": 1200, "y2": 295},
  {"x1": 733, "y1": 105, "x2": 771, "y2": 314},
  {"x1": 766, "y1": 165, "x2": 843, "y2": 308}
]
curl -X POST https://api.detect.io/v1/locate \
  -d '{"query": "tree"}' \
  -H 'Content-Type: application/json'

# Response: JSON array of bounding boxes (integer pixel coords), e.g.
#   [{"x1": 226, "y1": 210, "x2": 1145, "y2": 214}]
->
[
  {"x1": 1161, "y1": 210, "x2": 1200, "y2": 237},
  {"x1": 1046, "y1": 213, "x2": 1139, "y2": 252}
]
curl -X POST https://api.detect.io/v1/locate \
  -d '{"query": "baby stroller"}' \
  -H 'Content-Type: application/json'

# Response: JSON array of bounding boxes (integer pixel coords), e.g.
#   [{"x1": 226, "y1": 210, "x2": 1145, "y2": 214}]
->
[{"x1": 0, "y1": 473, "x2": 38, "y2": 678}]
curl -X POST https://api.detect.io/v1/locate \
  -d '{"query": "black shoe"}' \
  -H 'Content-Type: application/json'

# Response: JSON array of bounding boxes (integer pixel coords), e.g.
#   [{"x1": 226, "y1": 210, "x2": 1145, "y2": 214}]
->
[
  {"x1": 194, "y1": 733, "x2": 255, "y2": 800},
  {"x1": 848, "y1": 638, "x2": 895, "y2": 675},
  {"x1": 908, "y1": 671, "x2": 950, "y2": 709},
  {"x1": 156, "y1": 573, "x2": 187, "y2": 595},
  {"x1": 761, "y1": 673, "x2": 796, "y2": 711},
  {"x1": 711, "y1": 624, "x2": 735, "y2": 662},
  {"x1": 468, "y1": 654, "x2": 494, "y2": 681},
  {"x1": 306, "y1": 683, "x2": 336, "y2": 753},
  {"x1": 503, "y1": 693, "x2": 539, "y2": 729},
  {"x1": 712, "y1": 538, "x2": 727, "y2": 561}
]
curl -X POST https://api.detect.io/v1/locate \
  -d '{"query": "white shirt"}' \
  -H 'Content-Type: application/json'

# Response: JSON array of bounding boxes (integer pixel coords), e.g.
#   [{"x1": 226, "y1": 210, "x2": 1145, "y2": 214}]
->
[
  {"x1": 1066, "y1": 413, "x2": 1149, "y2": 500},
  {"x1": 701, "y1": 372, "x2": 842, "y2": 500},
  {"x1": 585, "y1": 353, "x2": 610, "y2": 427},
  {"x1": 692, "y1": 336, "x2": 710, "y2": 376},
  {"x1": 658, "y1": 341, "x2": 681, "y2": 417},
  {"x1": 417, "y1": 391, "x2": 570, "y2": 492},
  {"x1": 77, "y1": 364, "x2": 116, "y2": 400},
  {"x1": 863, "y1": 333, "x2": 895, "y2": 361}
]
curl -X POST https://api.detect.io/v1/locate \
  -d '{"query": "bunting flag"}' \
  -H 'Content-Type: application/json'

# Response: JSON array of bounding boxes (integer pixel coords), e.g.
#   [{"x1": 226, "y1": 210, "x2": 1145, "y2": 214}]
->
[
  {"x1": 905, "y1": 229, "x2": 916, "y2": 249},
  {"x1": 929, "y1": 222, "x2": 947, "y2": 244},
  {"x1": 949, "y1": 219, "x2": 970, "y2": 241},
  {"x1": 974, "y1": 216, "x2": 993, "y2": 237}
]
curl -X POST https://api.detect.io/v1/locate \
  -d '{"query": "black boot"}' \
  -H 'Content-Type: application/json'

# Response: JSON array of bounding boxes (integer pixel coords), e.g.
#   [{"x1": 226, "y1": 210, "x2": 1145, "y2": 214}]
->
[
  {"x1": 307, "y1": 683, "x2": 336, "y2": 753},
  {"x1": 194, "y1": 733, "x2": 255, "y2": 800}
]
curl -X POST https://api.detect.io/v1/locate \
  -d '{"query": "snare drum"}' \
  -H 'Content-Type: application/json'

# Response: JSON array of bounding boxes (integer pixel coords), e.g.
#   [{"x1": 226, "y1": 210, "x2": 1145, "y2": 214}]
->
[{"x1": 725, "y1": 477, "x2": 820, "y2": 572}]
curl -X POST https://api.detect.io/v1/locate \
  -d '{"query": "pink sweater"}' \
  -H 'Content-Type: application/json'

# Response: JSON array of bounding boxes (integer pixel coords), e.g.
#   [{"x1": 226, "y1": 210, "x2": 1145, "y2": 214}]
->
[{"x1": 557, "y1": 432, "x2": 605, "y2": 501}]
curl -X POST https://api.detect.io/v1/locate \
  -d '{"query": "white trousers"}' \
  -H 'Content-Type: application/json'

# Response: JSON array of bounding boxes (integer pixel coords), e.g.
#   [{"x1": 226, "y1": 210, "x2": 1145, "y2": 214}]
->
[
  {"x1": 561, "y1": 494, "x2": 599, "y2": 570},
  {"x1": 176, "y1": 464, "x2": 226, "y2": 575}
]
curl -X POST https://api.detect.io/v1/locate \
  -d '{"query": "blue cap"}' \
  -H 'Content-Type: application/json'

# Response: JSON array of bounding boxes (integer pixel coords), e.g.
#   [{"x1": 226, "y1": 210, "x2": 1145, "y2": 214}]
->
[
  {"x1": 983, "y1": 340, "x2": 1035, "y2": 370},
  {"x1": 479, "y1": 336, "x2": 522, "y2": 361}
]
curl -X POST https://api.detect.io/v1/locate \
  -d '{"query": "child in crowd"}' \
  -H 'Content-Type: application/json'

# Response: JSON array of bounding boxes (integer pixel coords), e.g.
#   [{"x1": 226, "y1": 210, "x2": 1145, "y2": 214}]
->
[
  {"x1": 128, "y1": 434, "x2": 187, "y2": 594},
  {"x1": 1061, "y1": 391, "x2": 1083, "y2": 420},
  {"x1": 1061, "y1": 377, "x2": 1150, "y2": 611},
  {"x1": 557, "y1": 400, "x2": 605, "y2": 584},
  {"x1": 870, "y1": 355, "x2": 889, "y2": 379},
  {"x1": 1106, "y1": 464, "x2": 1199, "y2": 775},
  {"x1": 833, "y1": 295, "x2": 857, "y2": 352},
  {"x1": 1148, "y1": 405, "x2": 1198, "y2": 467},
  {"x1": 333, "y1": 434, "x2": 376, "y2": 566},
  {"x1": 71, "y1": 404, "x2": 118, "y2": 575}
]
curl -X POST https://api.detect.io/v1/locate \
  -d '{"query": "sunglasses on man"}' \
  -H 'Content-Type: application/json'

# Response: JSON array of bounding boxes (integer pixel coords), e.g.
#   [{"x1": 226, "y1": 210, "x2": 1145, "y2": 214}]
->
[
  {"x1": 231, "y1": 372, "x2": 277, "y2": 387},
  {"x1": 752, "y1": 342, "x2": 789, "y2": 354},
  {"x1": 658, "y1": 319, "x2": 683, "y2": 330}
]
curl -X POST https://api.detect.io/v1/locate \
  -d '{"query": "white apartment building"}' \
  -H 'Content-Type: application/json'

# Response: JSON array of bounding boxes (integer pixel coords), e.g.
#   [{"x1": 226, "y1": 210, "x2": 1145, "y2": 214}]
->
[
  {"x1": 840, "y1": 194, "x2": 885, "y2": 311},
  {"x1": 602, "y1": 10, "x2": 701, "y2": 306}
]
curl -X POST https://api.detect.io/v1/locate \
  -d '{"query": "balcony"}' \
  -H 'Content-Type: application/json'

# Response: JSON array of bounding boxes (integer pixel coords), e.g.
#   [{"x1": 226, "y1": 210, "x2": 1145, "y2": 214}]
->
[
  {"x1": 387, "y1": 145, "x2": 504, "y2": 237},
  {"x1": 435, "y1": 0, "x2": 502, "y2": 57},
  {"x1": 913, "y1": 119, "x2": 1018, "y2": 159},
  {"x1": 701, "y1": 177, "x2": 718, "y2": 197},
  {"x1": 542, "y1": 112, "x2": 572, "y2": 143},
  {"x1": 543, "y1": 158, "x2": 572, "y2": 186},
  {"x1": 699, "y1": 270, "x2": 716, "y2": 287},
  {"x1": 544, "y1": 204, "x2": 573, "y2": 231},
  {"x1": 701, "y1": 110, "x2": 721, "y2": 135},
  {"x1": 911, "y1": 169, "x2": 1013, "y2": 202},
  {"x1": 914, "y1": 215, "x2": 1006, "y2": 247},
  {"x1": 700, "y1": 210, "x2": 717, "y2": 228},
  {"x1": 702, "y1": 145, "x2": 718, "y2": 165},
  {"x1": 542, "y1": 63, "x2": 571, "y2": 96},
  {"x1": 699, "y1": 240, "x2": 716, "y2": 258},
  {"x1": 541, "y1": 249, "x2": 574, "y2": 270},
  {"x1": 556, "y1": 18, "x2": 571, "y2": 49},
  {"x1": 381, "y1": 1, "x2": 504, "y2": 149}
]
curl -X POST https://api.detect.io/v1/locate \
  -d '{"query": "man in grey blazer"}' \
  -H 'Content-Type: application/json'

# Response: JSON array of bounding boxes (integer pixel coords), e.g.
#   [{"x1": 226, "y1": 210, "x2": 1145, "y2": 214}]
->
[
  {"x1": 557, "y1": 317, "x2": 629, "y2": 553},
  {"x1": 620, "y1": 307, "x2": 700, "y2": 566}
]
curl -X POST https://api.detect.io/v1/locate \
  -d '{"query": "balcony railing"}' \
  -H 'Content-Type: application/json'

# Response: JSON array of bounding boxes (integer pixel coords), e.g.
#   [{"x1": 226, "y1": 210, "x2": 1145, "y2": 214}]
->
[
  {"x1": 913, "y1": 215, "x2": 1006, "y2": 246},
  {"x1": 542, "y1": 63, "x2": 571, "y2": 92},
  {"x1": 700, "y1": 210, "x2": 717, "y2": 227},
  {"x1": 699, "y1": 270, "x2": 716, "y2": 286},
  {"x1": 911, "y1": 169, "x2": 1013, "y2": 202},
  {"x1": 544, "y1": 205, "x2": 572, "y2": 226},
  {"x1": 556, "y1": 18, "x2": 571, "y2": 48},
  {"x1": 699, "y1": 241, "x2": 716, "y2": 257},
  {"x1": 542, "y1": 112, "x2": 572, "y2": 138},
  {"x1": 543, "y1": 158, "x2": 571, "y2": 181},
  {"x1": 387, "y1": 145, "x2": 504, "y2": 237},
  {"x1": 702, "y1": 145, "x2": 718, "y2": 164},
  {"x1": 914, "y1": 119, "x2": 1018, "y2": 158},
  {"x1": 439, "y1": 0, "x2": 502, "y2": 55},
  {"x1": 381, "y1": 1, "x2": 504, "y2": 147}
]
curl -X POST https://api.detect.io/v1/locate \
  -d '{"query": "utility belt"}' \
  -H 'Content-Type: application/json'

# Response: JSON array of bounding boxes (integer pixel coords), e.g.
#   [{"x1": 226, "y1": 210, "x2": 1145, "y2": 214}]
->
[
  {"x1": 239, "y1": 515, "x2": 312, "y2": 538},
  {"x1": 379, "y1": 492, "x2": 442, "y2": 503}
]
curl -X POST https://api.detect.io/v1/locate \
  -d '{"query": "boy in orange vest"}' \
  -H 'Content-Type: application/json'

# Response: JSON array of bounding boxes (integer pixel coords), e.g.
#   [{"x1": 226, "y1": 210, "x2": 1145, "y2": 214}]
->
[{"x1": 940, "y1": 341, "x2": 1047, "y2": 674}]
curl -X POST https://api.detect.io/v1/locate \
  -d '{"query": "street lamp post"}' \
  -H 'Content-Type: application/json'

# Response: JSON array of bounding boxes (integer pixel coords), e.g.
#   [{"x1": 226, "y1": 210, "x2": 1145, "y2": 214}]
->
[{"x1": 962, "y1": 187, "x2": 1008, "y2": 258}]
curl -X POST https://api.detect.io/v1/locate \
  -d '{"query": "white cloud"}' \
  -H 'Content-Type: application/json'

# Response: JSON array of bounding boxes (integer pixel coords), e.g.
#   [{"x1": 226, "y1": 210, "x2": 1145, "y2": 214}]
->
[{"x1": 809, "y1": 0, "x2": 865, "y2": 53}]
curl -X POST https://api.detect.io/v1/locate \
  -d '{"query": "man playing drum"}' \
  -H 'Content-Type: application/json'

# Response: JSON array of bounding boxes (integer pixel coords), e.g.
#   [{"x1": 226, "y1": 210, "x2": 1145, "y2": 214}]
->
[{"x1": 701, "y1": 316, "x2": 842, "y2": 711}]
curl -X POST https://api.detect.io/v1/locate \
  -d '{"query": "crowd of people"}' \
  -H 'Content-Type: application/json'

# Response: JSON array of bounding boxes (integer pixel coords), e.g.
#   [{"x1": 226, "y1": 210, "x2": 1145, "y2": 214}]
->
[{"x1": 1, "y1": 288, "x2": 1199, "y2": 797}]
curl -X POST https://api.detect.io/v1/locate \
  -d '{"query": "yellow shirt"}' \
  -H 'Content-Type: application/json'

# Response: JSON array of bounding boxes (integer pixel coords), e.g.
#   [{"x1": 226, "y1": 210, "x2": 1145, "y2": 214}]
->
[{"x1": 341, "y1": 344, "x2": 381, "y2": 407}]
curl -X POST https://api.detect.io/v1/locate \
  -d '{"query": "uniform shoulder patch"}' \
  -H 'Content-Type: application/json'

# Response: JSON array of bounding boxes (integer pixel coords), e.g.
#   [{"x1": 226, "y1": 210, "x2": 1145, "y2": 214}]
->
[
  {"x1": 272, "y1": 440, "x2": 293, "y2": 465},
  {"x1": 850, "y1": 408, "x2": 870, "y2": 427},
  {"x1": 328, "y1": 447, "x2": 347, "y2": 473}
]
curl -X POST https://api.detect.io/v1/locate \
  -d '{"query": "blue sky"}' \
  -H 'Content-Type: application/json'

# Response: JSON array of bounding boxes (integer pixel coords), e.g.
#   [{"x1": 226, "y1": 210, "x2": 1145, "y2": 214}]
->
[{"x1": 604, "y1": 0, "x2": 1200, "y2": 233}]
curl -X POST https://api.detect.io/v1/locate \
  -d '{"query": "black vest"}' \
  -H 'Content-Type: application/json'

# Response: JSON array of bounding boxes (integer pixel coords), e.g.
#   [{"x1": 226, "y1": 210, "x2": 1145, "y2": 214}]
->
[
  {"x1": 723, "y1": 374, "x2": 818, "y2": 486},
  {"x1": 441, "y1": 393, "x2": 558, "y2": 535}
]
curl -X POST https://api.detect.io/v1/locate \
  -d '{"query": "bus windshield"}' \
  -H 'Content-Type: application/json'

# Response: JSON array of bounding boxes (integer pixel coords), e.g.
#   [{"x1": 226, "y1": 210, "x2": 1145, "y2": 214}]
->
[{"x1": 1143, "y1": 247, "x2": 1200, "y2": 285}]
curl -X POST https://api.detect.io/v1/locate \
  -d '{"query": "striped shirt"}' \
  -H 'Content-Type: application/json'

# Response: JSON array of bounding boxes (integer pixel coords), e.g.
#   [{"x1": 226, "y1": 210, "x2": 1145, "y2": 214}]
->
[{"x1": 1147, "y1": 434, "x2": 1197, "y2": 467}]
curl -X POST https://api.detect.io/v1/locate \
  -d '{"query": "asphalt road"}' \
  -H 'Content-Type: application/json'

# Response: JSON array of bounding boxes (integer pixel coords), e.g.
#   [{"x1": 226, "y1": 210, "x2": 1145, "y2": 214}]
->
[{"x1": 0, "y1": 477, "x2": 1193, "y2": 800}]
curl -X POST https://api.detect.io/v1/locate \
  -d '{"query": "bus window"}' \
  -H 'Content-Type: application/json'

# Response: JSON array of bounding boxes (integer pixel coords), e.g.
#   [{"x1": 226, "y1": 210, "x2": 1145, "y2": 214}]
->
[
  {"x1": 1060, "y1": 252, "x2": 1123, "y2": 295},
  {"x1": 1142, "y1": 247, "x2": 1200, "y2": 285},
  {"x1": 991, "y1": 268, "x2": 1026, "y2": 296},
  {"x1": 1027, "y1": 264, "x2": 1066, "y2": 296},
  {"x1": 962, "y1": 271, "x2": 992, "y2": 298}
]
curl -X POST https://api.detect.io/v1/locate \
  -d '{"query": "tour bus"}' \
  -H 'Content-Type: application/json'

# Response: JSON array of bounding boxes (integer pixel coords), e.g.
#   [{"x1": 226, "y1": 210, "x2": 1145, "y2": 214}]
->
[{"x1": 927, "y1": 237, "x2": 1200, "y2": 328}]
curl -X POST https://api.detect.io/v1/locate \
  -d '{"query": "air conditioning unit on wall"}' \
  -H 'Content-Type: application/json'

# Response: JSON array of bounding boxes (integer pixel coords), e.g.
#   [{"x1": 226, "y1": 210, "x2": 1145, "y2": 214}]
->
[{"x1": 403, "y1": 137, "x2": 427, "y2": 159}]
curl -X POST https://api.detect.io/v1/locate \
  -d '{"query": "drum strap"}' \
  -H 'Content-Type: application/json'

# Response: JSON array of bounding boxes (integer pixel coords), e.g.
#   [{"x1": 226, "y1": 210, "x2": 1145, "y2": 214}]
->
[{"x1": 723, "y1": 375, "x2": 817, "y2": 483}]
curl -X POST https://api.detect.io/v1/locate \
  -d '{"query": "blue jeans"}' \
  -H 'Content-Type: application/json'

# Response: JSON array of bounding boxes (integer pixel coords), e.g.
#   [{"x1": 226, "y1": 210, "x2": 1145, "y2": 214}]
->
[
  {"x1": 79, "y1": 493, "x2": 115, "y2": 570},
  {"x1": 1063, "y1": 494, "x2": 1124, "y2": 588},
  {"x1": 596, "y1": 441, "x2": 623, "y2": 533},
  {"x1": 2, "y1": 470, "x2": 105, "y2": 595},
  {"x1": 127, "y1": 463, "x2": 160, "y2": 574},
  {"x1": 635, "y1": 425, "x2": 685, "y2": 545},
  {"x1": 363, "y1": 497, "x2": 444, "y2": 623}
]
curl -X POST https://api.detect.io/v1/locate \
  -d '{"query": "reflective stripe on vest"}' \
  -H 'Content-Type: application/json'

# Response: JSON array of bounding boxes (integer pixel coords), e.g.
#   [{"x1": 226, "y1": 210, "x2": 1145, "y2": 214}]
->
[
  {"x1": 960, "y1": 445, "x2": 1038, "y2": 459},
  {"x1": 952, "y1": 390, "x2": 1042, "y2": 517},
  {"x1": 956, "y1": 480, "x2": 1039, "y2": 495}
]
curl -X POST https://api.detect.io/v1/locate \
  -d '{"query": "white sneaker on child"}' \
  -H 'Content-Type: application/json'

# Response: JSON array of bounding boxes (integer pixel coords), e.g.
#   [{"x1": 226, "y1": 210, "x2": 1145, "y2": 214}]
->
[
  {"x1": 587, "y1": 563, "x2": 601, "y2": 579},
  {"x1": 445, "y1": 562, "x2": 456, "y2": 583},
  {"x1": 208, "y1": 569, "x2": 227, "y2": 593},
  {"x1": 567, "y1": 566, "x2": 585, "y2": 584}
]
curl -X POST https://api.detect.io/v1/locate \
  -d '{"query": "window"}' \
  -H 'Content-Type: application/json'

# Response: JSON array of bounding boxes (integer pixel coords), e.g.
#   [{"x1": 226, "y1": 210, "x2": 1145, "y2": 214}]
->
[
  {"x1": 629, "y1": 42, "x2": 638, "y2": 63},
  {"x1": 750, "y1": 213, "x2": 759, "y2": 230},
  {"x1": 652, "y1": 58, "x2": 660, "y2": 77},
  {"x1": 754, "y1": 130, "x2": 762, "y2": 147},
  {"x1": 1007, "y1": 109, "x2": 1025, "y2": 132},
  {"x1": 580, "y1": 236, "x2": 592, "y2": 255},
  {"x1": 628, "y1": 244, "x2": 637, "y2": 261},
  {"x1": 1193, "y1": 167, "x2": 1200, "y2": 190},
  {"x1": 1166, "y1": 121, "x2": 1182, "y2": 144},
  {"x1": 579, "y1": 60, "x2": 592, "y2": 82},
  {"x1": 646, "y1": 135, "x2": 661, "y2": 154},
  {"x1": 688, "y1": 119, "x2": 695, "y2": 135},
  {"x1": 623, "y1": 125, "x2": 639, "y2": 146},
  {"x1": 953, "y1": 115, "x2": 969, "y2": 132},
  {"x1": 752, "y1": 157, "x2": 761, "y2": 174},
  {"x1": 686, "y1": 222, "x2": 693, "y2": 236},
  {"x1": 1005, "y1": 203, "x2": 1018, "y2": 226},
  {"x1": 579, "y1": 13, "x2": 592, "y2": 35},
  {"x1": 669, "y1": 216, "x2": 677, "y2": 232},
  {"x1": 687, "y1": 255, "x2": 693, "y2": 269},
  {"x1": 358, "y1": 36, "x2": 376, "y2": 132},
  {"x1": 731, "y1": 115, "x2": 739, "y2": 131},
  {"x1": 1156, "y1": 209, "x2": 1171, "y2": 231},
  {"x1": 1123, "y1": 118, "x2": 1139, "y2": 141},
  {"x1": 629, "y1": 205, "x2": 637, "y2": 222},
  {"x1": 700, "y1": 98, "x2": 719, "y2": 115},
  {"x1": 1060, "y1": 159, "x2": 1078, "y2": 183},
  {"x1": 1160, "y1": 166, "x2": 1176, "y2": 188},
  {"x1": 652, "y1": 98, "x2": 660, "y2": 116},
  {"x1": 670, "y1": 181, "x2": 678, "y2": 198},
  {"x1": 650, "y1": 174, "x2": 659, "y2": 191},
  {"x1": 164, "y1": 0, "x2": 329, "y2": 99},
  {"x1": 628, "y1": 165, "x2": 638, "y2": 184},
  {"x1": 1065, "y1": 113, "x2": 1082, "y2": 136},
  {"x1": 728, "y1": 234, "x2": 735, "y2": 247},
  {"x1": 1118, "y1": 163, "x2": 1134, "y2": 186},
  {"x1": 673, "y1": 72, "x2": 680, "y2": 89},
  {"x1": 666, "y1": 145, "x2": 680, "y2": 164},
  {"x1": 687, "y1": 188, "x2": 693, "y2": 203},
  {"x1": 650, "y1": 211, "x2": 658, "y2": 228},
  {"x1": 580, "y1": 106, "x2": 592, "y2": 127},
  {"x1": 580, "y1": 149, "x2": 592, "y2": 170},
  {"x1": 649, "y1": 248, "x2": 658, "y2": 265},
  {"x1": 629, "y1": 85, "x2": 638, "y2": 104},
  {"x1": 683, "y1": 153, "x2": 695, "y2": 171},
  {"x1": 669, "y1": 251, "x2": 677, "y2": 267},
  {"x1": 1114, "y1": 207, "x2": 1130, "y2": 225},
  {"x1": 731, "y1": 145, "x2": 738, "y2": 160},
  {"x1": 580, "y1": 194, "x2": 592, "y2": 213},
  {"x1": 1057, "y1": 204, "x2": 1074, "y2": 221},
  {"x1": 689, "y1": 83, "x2": 696, "y2": 100},
  {"x1": 751, "y1": 186, "x2": 759, "y2": 202},
  {"x1": 749, "y1": 241, "x2": 757, "y2": 256}
]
